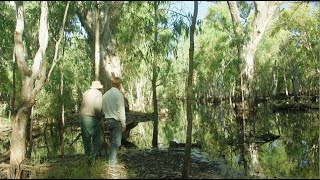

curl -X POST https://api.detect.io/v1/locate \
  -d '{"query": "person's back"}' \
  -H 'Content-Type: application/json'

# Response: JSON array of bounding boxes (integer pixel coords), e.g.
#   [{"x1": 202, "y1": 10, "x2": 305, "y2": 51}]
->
[
  {"x1": 102, "y1": 87, "x2": 126, "y2": 128},
  {"x1": 79, "y1": 81, "x2": 103, "y2": 164},
  {"x1": 102, "y1": 77, "x2": 126, "y2": 170},
  {"x1": 80, "y1": 88, "x2": 102, "y2": 117}
]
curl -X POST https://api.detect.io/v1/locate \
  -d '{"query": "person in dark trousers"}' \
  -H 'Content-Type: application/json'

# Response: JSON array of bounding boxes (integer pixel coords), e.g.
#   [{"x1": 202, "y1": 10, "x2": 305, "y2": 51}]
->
[
  {"x1": 102, "y1": 77, "x2": 126, "y2": 171},
  {"x1": 79, "y1": 80, "x2": 103, "y2": 164}
]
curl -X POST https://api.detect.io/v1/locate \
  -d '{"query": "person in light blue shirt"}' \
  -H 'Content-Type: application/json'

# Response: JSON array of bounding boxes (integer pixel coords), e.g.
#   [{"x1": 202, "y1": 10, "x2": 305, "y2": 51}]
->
[{"x1": 102, "y1": 77, "x2": 126, "y2": 170}]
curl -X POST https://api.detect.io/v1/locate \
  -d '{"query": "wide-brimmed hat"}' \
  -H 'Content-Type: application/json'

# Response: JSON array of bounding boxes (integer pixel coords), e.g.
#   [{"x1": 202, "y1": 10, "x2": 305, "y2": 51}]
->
[{"x1": 90, "y1": 81, "x2": 103, "y2": 89}]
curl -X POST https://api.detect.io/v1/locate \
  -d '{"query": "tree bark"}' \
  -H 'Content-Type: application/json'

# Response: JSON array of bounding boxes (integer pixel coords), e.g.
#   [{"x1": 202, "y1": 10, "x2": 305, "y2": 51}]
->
[
  {"x1": 182, "y1": 1, "x2": 197, "y2": 179},
  {"x1": 11, "y1": 50, "x2": 16, "y2": 114}
]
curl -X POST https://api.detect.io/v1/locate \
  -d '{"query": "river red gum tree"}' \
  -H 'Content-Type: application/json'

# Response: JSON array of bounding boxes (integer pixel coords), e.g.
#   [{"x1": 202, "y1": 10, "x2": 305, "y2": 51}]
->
[
  {"x1": 77, "y1": 1, "x2": 124, "y2": 90},
  {"x1": 227, "y1": 1, "x2": 281, "y2": 177},
  {"x1": 11, "y1": 1, "x2": 49, "y2": 178}
]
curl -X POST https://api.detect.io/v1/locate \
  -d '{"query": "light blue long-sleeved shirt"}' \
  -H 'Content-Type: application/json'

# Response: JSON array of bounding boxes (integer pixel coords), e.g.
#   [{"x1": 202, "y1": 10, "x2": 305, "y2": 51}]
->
[{"x1": 102, "y1": 87, "x2": 126, "y2": 128}]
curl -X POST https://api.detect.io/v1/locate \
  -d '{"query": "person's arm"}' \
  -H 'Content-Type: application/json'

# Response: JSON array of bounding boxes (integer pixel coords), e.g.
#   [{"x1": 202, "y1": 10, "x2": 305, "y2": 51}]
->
[
  {"x1": 95, "y1": 91, "x2": 103, "y2": 119},
  {"x1": 117, "y1": 92, "x2": 126, "y2": 130}
]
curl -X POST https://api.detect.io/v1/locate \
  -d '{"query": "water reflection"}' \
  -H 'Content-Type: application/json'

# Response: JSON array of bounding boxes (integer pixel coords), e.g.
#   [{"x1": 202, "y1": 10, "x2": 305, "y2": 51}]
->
[
  {"x1": 30, "y1": 101, "x2": 318, "y2": 178},
  {"x1": 128, "y1": 101, "x2": 319, "y2": 179}
]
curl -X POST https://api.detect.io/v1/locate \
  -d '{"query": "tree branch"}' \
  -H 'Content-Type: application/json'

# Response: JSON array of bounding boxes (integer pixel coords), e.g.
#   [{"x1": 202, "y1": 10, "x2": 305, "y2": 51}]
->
[
  {"x1": 47, "y1": 1, "x2": 70, "y2": 81},
  {"x1": 14, "y1": 1, "x2": 32, "y2": 78},
  {"x1": 31, "y1": 1, "x2": 49, "y2": 83}
]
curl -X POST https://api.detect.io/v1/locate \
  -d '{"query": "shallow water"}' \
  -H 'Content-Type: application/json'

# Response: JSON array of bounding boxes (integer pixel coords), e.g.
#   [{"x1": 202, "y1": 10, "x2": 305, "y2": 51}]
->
[{"x1": 128, "y1": 101, "x2": 319, "y2": 179}]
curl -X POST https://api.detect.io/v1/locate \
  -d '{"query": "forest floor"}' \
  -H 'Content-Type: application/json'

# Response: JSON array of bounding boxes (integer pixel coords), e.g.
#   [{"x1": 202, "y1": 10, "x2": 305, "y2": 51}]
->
[{"x1": 0, "y1": 147, "x2": 257, "y2": 179}]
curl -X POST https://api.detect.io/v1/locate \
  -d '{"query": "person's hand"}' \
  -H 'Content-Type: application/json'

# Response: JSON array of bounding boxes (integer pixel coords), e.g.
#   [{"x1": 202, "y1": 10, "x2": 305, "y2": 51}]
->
[{"x1": 121, "y1": 126, "x2": 126, "y2": 133}]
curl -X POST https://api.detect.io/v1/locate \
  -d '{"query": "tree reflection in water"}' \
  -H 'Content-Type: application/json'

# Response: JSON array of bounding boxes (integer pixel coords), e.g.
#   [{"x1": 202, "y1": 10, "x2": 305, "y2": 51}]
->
[{"x1": 129, "y1": 101, "x2": 319, "y2": 179}]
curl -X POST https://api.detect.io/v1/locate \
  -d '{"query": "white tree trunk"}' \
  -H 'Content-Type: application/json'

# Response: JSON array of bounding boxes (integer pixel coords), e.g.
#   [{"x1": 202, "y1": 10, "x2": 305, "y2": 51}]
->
[{"x1": 10, "y1": 1, "x2": 49, "y2": 178}]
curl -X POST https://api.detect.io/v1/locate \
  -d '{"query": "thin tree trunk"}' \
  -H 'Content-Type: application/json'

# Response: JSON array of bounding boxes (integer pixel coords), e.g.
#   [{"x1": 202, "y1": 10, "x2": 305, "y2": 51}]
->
[
  {"x1": 57, "y1": 1, "x2": 70, "y2": 159},
  {"x1": 182, "y1": 1, "x2": 197, "y2": 179},
  {"x1": 47, "y1": 1, "x2": 70, "y2": 81},
  {"x1": 152, "y1": 1, "x2": 159, "y2": 149},
  {"x1": 44, "y1": 118, "x2": 50, "y2": 155},
  {"x1": 60, "y1": 39, "x2": 66, "y2": 159}
]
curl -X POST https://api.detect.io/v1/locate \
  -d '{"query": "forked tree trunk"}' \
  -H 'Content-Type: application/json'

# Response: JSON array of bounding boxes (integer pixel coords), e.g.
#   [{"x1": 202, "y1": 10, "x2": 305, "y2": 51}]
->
[
  {"x1": 227, "y1": 1, "x2": 281, "y2": 177},
  {"x1": 10, "y1": 1, "x2": 49, "y2": 178}
]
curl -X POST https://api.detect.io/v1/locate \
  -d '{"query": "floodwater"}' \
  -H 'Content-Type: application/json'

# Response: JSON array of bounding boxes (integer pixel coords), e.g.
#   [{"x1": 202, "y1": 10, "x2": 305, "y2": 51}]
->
[
  {"x1": 18, "y1": 101, "x2": 319, "y2": 179},
  {"x1": 129, "y1": 101, "x2": 319, "y2": 179}
]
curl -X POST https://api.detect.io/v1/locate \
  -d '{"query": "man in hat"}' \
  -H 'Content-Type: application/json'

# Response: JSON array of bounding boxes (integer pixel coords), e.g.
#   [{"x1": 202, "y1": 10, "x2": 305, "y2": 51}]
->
[
  {"x1": 79, "y1": 80, "x2": 104, "y2": 164},
  {"x1": 102, "y1": 77, "x2": 126, "y2": 170}
]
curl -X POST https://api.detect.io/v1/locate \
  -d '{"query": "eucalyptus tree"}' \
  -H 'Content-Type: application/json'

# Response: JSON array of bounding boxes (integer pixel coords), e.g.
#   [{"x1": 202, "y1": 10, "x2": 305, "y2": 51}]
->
[
  {"x1": 182, "y1": 2, "x2": 197, "y2": 178},
  {"x1": 11, "y1": 1, "x2": 49, "y2": 177},
  {"x1": 151, "y1": 1, "x2": 160, "y2": 148},
  {"x1": 9, "y1": 1, "x2": 70, "y2": 178},
  {"x1": 258, "y1": 2, "x2": 320, "y2": 177},
  {"x1": 151, "y1": 0, "x2": 179, "y2": 148},
  {"x1": 76, "y1": 1, "x2": 124, "y2": 90},
  {"x1": 227, "y1": 1, "x2": 282, "y2": 176}
]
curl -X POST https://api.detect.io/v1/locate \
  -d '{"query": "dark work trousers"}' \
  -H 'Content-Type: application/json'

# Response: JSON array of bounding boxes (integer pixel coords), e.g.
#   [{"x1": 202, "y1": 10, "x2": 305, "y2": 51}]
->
[{"x1": 80, "y1": 115, "x2": 102, "y2": 161}]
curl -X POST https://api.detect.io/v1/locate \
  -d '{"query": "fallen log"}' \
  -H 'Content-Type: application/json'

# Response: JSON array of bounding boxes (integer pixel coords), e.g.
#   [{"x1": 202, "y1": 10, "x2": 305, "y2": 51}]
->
[
  {"x1": 0, "y1": 151, "x2": 10, "y2": 163},
  {"x1": 169, "y1": 141, "x2": 202, "y2": 149},
  {"x1": 0, "y1": 126, "x2": 41, "y2": 140},
  {"x1": 126, "y1": 111, "x2": 153, "y2": 124},
  {"x1": 225, "y1": 132, "x2": 280, "y2": 146},
  {"x1": 272, "y1": 102, "x2": 318, "y2": 112}
]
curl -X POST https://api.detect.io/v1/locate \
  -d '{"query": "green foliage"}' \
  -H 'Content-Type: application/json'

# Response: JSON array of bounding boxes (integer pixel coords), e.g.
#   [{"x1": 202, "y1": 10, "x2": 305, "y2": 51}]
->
[
  {"x1": 0, "y1": 2, "x2": 15, "y2": 105},
  {"x1": 237, "y1": 1, "x2": 253, "y2": 20},
  {"x1": 193, "y1": 2, "x2": 238, "y2": 98},
  {"x1": 269, "y1": 2, "x2": 319, "y2": 95},
  {"x1": 254, "y1": 29, "x2": 287, "y2": 96}
]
